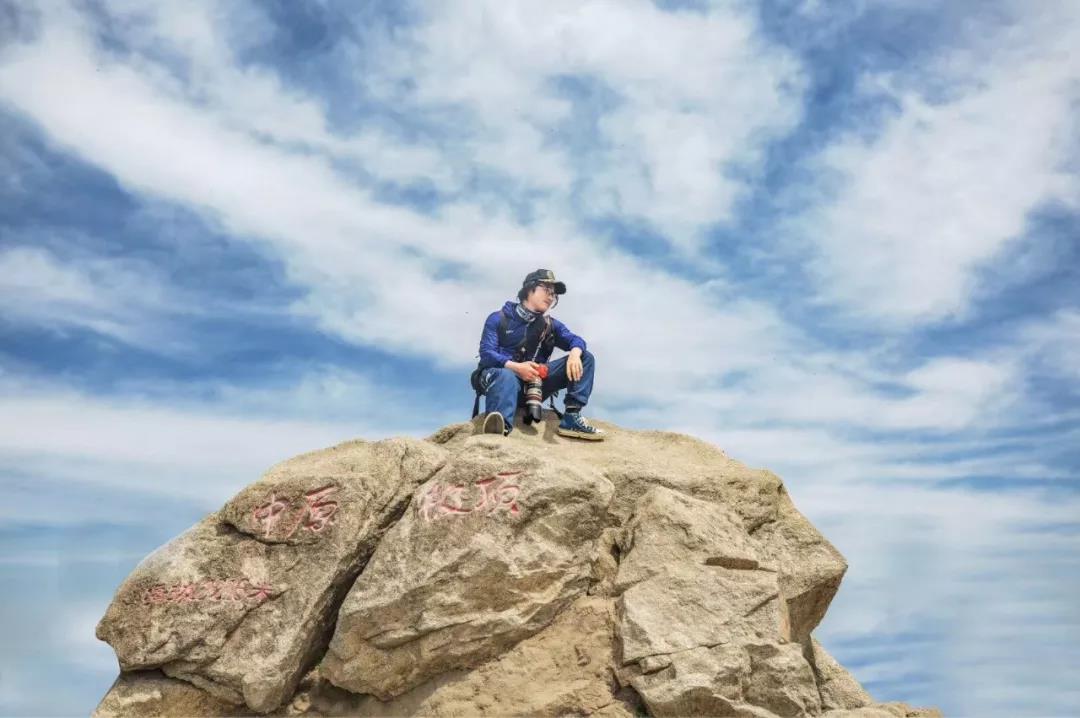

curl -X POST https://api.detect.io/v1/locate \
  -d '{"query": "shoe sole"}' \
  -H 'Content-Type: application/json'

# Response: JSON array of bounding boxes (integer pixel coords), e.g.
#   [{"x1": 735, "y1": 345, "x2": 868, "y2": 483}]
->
[
  {"x1": 557, "y1": 427, "x2": 605, "y2": 441},
  {"x1": 483, "y1": 413, "x2": 506, "y2": 435}
]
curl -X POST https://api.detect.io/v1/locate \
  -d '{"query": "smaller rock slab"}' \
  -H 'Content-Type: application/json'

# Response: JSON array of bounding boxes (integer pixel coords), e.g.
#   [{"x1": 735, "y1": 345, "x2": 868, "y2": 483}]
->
[
  {"x1": 93, "y1": 671, "x2": 244, "y2": 717},
  {"x1": 810, "y1": 637, "x2": 873, "y2": 711},
  {"x1": 614, "y1": 487, "x2": 788, "y2": 664},
  {"x1": 323, "y1": 438, "x2": 615, "y2": 700},
  {"x1": 95, "y1": 438, "x2": 446, "y2": 713}
]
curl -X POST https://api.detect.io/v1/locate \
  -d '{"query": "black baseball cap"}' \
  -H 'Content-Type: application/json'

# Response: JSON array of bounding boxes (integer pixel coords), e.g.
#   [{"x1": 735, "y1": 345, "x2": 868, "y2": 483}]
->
[{"x1": 522, "y1": 269, "x2": 566, "y2": 294}]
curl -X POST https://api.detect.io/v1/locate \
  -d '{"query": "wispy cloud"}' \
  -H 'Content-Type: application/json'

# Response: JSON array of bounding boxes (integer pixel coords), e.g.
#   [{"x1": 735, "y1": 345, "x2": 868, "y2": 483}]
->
[
  {"x1": 351, "y1": 0, "x2": 806, "y2": 246},
  {"x1": 0, "y1": 244, "x2": 177, "y2": 347},
  {"x1": 797, "y1": 0, "x2": 1080, "y2": 325},
  {"x1": 0, "y1": 364, "x2": 437, "y2": 506}
]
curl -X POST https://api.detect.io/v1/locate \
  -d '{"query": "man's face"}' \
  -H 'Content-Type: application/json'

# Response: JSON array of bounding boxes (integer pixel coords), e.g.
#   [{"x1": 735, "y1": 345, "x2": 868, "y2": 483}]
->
[{"x1": 526, "y1": 282, "x2": 556, "y2": 312}]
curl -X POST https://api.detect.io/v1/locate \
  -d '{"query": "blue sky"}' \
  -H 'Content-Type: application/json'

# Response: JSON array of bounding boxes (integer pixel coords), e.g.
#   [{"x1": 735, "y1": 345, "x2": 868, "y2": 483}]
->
[{"x1": 0, "y1": 0, "x2": 1078, "y2": 715}]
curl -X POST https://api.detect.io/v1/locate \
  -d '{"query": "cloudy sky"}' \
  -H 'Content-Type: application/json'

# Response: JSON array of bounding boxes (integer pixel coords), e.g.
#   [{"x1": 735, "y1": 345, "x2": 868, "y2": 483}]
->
[{"x1": 1, "y1": 0, "x2": 1078, "y2": 715}]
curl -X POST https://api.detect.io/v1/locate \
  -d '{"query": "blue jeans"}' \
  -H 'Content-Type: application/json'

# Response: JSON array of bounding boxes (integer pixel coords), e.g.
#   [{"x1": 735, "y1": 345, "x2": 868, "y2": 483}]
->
[{"x1": 480, "y1": 350, "x2": 596, "y2": 433}]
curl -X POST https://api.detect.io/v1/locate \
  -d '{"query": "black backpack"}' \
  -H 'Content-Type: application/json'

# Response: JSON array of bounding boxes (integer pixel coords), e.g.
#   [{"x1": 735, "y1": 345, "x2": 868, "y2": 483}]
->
[{"x1": 470, "y1": 313, "x2": 558, "y2": 418}]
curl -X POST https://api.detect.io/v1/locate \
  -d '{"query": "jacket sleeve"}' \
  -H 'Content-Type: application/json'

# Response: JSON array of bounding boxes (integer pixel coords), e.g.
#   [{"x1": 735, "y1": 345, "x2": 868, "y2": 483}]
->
[
  {"x1": 552, "y1": 317, "x2": 587, "y2": 353},
  {"x1": 478, "y1": 312, "x2": 514, "y2": 369}
]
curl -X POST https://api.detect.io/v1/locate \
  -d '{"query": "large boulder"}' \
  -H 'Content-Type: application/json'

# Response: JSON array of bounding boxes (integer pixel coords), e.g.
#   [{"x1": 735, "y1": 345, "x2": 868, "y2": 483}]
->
[
  {"x1": 93, "y1": 413, "x2": 939, "y2": 718},
  {"x1": 322, "y1": 437, "x2": 615, "y2": 699},
  {"x1": 95, "y1": 438, "x2": 446, "y2": 713}
]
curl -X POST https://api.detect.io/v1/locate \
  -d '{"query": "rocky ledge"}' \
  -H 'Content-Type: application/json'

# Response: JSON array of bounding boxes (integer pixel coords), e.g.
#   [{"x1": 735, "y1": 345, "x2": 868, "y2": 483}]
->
[{"x1": 94, "y1": 413, "x2": 941, "y2": 717}]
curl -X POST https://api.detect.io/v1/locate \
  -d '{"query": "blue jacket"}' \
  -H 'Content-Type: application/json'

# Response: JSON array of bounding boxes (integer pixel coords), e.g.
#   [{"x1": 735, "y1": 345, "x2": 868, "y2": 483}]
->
[{"x1": 477, "y1": 300, "x2": 587, "y2": 369}]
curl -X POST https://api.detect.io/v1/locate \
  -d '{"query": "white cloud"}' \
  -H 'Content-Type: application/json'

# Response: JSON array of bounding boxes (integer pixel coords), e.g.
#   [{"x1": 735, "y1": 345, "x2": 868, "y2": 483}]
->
[
  {"x1": 0, "y1": 244, "x2": 173, "y2": 346},
  {"x1": 807, "y1": 481, "x2": 1080, "y2": 716},
  {"x1": 0, "y1": 1, "x2": 802, "y2": 397},
  {"x1": 54, "y1": 603, "x2": 123, "y2": 672},
  {"x1": 802, "y1": 0, "x2": 1080, "y2": 325},
  {"x1": 0, "y1": 365, "x2": 441, "y2": 506},
  {"x1": 86, "y1": 1, "x2": 456, "y2": 189},
  {"x1": 357, "y1": 0, "x2": 805, "y2": 248}
]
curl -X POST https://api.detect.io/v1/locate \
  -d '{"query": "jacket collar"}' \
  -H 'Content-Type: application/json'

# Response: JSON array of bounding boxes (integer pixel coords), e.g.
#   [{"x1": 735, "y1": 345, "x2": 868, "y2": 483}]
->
[{"x1": 513, "y1": 302, "x2": 541, "y2": 323}]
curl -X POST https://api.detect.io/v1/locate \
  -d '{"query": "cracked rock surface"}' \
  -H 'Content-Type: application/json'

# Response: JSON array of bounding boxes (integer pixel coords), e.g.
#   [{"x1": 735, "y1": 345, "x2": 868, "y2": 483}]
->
[
  {"x1": 94, "y1": 413, "x2": 940, "y2": 717},
  {"x1": 95, "y1": 438, "x2": 446, "y2": 713},
  {"x1": 322, "y1": 439, "x2": 614, "y2": 699}
]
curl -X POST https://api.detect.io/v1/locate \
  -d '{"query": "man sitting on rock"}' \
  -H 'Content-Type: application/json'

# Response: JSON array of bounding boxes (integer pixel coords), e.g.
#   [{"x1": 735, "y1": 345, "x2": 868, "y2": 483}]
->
[{"x1": 471, "y1": 269, "x2": 604, "y2": 441}]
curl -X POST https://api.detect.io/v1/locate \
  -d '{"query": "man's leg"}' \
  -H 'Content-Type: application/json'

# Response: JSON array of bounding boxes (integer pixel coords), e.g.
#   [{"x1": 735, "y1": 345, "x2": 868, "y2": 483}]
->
[
  {"x1": 544, "y1": 350, "x2": 603, "y2": 440},
  {"x1": 481, "y1": 367, "x2": 522, "y2": 435},
  {"x1": 542, "y1": 350, "x2": 596, "y2": 412}
]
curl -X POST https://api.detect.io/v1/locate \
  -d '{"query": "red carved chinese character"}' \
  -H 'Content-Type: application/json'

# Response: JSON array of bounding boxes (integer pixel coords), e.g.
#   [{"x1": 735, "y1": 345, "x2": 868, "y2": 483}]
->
[
  {"x1": 301, "y1": 485, "x2": 339, "y2": 533},
  {"x1": 438, "y1": 484, "x2": 472, "y2": 517},
  {"x1": 473, "y1": 477, "x2": 499, "y2": 513},
  {"x1": 419, "y1": 473, "x2": 523, "y2": 523},
  {"x1": 417, "y1": 484, "x2": 442, "y2": 522},
  {"x1": 173, "y1": 583, "x2": 198, "y2": 603},
  {"x1": 495, "y1": 478, "x2": 521, "y2": 516},
  {"x1": 252, "y1": 493, "x2": 289, "y2": 538},
  {"x1": 219, "y1": 578, "x2": 239, "y2": 601},
  {"x1": 193, "y1": 579, "x2": 214, "y2": 601},
  {"x1": 474, "y1": 472, "x2": 522, "y2": 516},
  {"x1": 143, "y1": 584, "x2": 168, "y2": 605},
  {"x1": 246, "y1": 582, "x2": 273, "y2": 603}
]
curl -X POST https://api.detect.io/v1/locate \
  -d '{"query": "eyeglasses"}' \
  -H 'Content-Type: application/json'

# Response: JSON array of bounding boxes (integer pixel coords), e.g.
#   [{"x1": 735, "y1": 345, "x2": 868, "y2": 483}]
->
[{"x1": 535, "y1": 283, "x2": 556, "y2": 295}]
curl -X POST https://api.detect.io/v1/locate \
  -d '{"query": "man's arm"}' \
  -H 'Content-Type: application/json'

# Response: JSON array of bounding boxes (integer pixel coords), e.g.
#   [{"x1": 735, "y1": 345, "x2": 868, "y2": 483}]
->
[
  {"x1": 478, "y1": 312, "x2": 515, "y2": 369},
  {"x1": 552, "y1": 317, "x2": 586, "y2": 354}
]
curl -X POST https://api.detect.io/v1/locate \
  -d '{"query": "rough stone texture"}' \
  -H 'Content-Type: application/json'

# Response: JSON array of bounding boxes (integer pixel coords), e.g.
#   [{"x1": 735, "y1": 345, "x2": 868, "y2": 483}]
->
[
  {"x1": 613, "y1": 487, "x2": 788, "y2": 667},
  {"x1": 613, "y1": 486, "x2": 817, "y2": 717},
  {"x1": 429, "y1": 414, "x2": 785, "y2": 530},
  {"x1": 810, "y1": 638, "x2": 874, "y2": 711},
  {"x1": 95, "y1": 438, "x2": 446, "y2": 713},
  {"x1": 288, "y1": 597, "x2": 639, "y2": 717},
  {"x1": 628, "y1": 645, "x2": 752, "y2": 716},
  {"x1": 93, "y1": 671, "x2": 244, "y2": 717},
  {"x1": 628, "y1": 642, "x2": 824, "y2": 718},
  {"x1": 744, "y1": 643, "x2": 822, "y2": 716},
  {"x1": 752, "y1": 491, "x2": 847, "y2": 643},
  {"x1": 322, "y1": 437, "x2": 615, "y2": 699},
  {"x1": 94, "y1": 413, "x2": 940, "y2": 718},
  {"x1": 823, "y1": 704, "x2": 944, "y2": 718},
  {"x1": 614, "y1": 486, "x2": 768, "y2": 592},
  {"x1": 619, "y1": 568, "x2": 787, "y2": 663}
]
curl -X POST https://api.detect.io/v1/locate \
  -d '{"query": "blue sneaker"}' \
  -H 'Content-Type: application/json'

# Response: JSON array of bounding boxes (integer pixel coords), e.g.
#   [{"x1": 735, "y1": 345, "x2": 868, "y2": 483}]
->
[{"x1": 557, "y1": 412, "x2": 605, "y2": 441}]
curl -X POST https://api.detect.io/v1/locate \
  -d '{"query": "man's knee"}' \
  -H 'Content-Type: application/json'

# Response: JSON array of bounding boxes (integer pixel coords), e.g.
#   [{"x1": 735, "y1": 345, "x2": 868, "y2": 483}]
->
[
  {"x1": 484, "y1": 367, "x2": 519, "y2": 390},
  {"x1": 581, "y1": 349, "x2": 595, "y2": 365}
]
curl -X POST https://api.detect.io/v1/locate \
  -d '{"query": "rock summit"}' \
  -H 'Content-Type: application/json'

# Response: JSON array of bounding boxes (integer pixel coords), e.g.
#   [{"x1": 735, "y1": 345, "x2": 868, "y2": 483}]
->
[{"x1": 94, "y1": 413, "x2": 940, "y2": 718}]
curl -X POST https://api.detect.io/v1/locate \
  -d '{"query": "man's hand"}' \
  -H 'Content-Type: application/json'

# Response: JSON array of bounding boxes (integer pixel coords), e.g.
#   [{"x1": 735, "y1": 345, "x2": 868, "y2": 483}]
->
[
  {"x1": 566, "y1": 348, "x2": 583, "y2": 382},
  {"x1": 508, "y1": 361, "x2": 542, "y2": 381}
]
